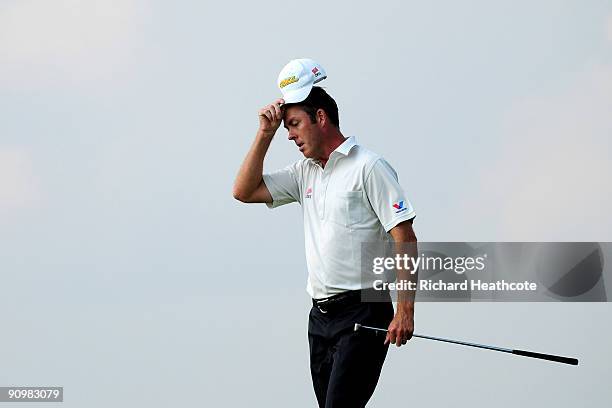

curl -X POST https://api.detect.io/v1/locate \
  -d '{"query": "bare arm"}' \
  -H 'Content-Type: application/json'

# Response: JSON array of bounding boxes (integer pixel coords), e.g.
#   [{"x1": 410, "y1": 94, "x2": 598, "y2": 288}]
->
[
  {"x1": 232, "y1": 99, "x2": 284, "y2": 203},
  {"x1": 385, "y1": 219, "x2": 418, "y2": 347}
]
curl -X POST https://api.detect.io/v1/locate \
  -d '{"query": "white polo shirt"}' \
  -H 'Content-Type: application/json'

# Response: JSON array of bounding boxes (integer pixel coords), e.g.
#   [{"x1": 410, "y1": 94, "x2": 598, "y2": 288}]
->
[{"x1": 263, "y1": 136, "x2": 416, "y2": 299}]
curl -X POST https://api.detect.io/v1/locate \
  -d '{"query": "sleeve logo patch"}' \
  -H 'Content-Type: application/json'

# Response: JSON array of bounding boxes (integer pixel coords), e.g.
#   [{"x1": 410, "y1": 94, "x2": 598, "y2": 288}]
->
[
  {"x1": 392, "y1": 200, "x2": 408, "y2": 213},
  {"x1": 305, "y1": 187, "x2": 313, "y2": 199}
]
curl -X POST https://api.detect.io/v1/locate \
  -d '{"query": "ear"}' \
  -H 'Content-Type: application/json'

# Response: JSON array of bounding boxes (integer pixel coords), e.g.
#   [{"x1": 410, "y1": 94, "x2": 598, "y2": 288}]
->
[{"x1": 316, "y1": 109, "x2": 327, "y2": 127}]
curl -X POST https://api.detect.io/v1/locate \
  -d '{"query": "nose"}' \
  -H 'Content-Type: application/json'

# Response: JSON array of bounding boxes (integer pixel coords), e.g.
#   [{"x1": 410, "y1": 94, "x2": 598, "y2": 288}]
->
[{"x1": 288, "y1": 132, "x2": 297, "y2": 141}]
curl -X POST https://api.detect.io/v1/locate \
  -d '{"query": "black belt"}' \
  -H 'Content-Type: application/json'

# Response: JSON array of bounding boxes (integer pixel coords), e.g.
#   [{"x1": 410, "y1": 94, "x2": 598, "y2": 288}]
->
[{"x1": 313, "y1": 289, "x2": 387, "y2": 314}]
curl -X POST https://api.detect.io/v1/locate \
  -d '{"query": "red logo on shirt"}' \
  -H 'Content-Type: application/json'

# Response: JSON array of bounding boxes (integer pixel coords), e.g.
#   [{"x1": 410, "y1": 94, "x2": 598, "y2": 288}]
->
[{"x1": 305, "y1": 187, "x2": 313, "y2": 199}]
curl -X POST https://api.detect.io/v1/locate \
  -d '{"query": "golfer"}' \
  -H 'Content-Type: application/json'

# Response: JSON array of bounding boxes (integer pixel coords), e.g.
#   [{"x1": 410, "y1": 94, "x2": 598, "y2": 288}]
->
[{"x1": 233, "y1": 59, "x2": 417, "y2": 408}]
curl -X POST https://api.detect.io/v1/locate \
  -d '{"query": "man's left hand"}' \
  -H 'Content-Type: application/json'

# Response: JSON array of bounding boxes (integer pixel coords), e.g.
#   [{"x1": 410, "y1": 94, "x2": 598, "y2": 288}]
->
[{"x1": 384, "y1": 305, "x2": 414, "y2": 347}]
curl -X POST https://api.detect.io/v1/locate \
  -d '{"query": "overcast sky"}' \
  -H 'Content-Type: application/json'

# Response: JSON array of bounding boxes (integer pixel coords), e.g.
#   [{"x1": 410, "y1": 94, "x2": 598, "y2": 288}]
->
[{"x1": 1, "y1": 1, "x2": 611, "y2": 407}]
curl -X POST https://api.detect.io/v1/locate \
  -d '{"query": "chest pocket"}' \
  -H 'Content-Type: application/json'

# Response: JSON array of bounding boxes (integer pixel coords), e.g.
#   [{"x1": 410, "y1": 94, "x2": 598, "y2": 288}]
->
[{"x1": 326, "y1": 191, "x2": 365, "y2": 227}]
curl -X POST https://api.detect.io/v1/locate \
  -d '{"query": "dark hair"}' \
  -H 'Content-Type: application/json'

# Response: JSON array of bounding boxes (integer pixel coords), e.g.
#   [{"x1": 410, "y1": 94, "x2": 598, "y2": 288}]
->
[{"x1": 286, "y1": 86, "x2": 340, "y2": 128}]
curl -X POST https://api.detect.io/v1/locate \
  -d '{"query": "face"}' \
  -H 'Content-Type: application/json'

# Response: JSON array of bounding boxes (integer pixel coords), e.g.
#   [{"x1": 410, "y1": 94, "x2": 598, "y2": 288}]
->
[{"x1": 283, "y1": 106, "x2": 323, "y2": 158}]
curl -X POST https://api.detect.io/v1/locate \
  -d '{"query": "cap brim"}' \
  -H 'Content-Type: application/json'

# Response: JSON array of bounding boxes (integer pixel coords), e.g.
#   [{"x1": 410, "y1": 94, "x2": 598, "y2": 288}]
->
[
  {"x1": 313, "y1": 74, "x2": 327, "y2": 85},
  {"x1": 281, "y1": 84, "x2": 313, "y2": 104}
]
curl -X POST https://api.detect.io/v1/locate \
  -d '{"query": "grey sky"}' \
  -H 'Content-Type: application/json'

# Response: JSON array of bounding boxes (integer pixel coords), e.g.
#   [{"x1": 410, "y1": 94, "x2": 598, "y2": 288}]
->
[{"x1": 1, "y1": 0, "x2": 611, "y2": 406}]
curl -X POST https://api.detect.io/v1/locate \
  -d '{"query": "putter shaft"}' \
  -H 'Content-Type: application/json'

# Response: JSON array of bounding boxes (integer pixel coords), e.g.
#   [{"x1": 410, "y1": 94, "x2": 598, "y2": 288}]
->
[{"x1": 353, "y1": 323, "x2": 578, "y2": 365}]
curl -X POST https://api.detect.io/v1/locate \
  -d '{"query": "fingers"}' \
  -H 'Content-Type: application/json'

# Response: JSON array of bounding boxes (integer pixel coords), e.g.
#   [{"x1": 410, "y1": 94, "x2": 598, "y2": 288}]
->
[
  {"x1": 401, "y1": 331, "x2": 411, "y2": 345},
  {"x1": 258, "y1": 106, "x2": 274, "y2": 122},
  {"x1": 399, "y1": 331, "x2": 411, "y2": 346},
  {"x1": 406, "y1": 330, "x2": 413, "y2": 341},
  {"x1": 396, "y1": 331, "x2": 408, "y2": 347},
  {"x1": 385, "y1": 327, "x2": 413, "y2": 347},
  {"x1": 271, "y1": 103, "x2": 282, "y2": 121},
  {"x1": 257, "y1": 107, "x2": 268, "y2": 120},
  {"x1": 259, "y1": 101, "x2": 283, "y2": 122},
  {"x1": 256, "y1": 99, "x2": 284, "y2": 135},
  {"x1": 269, "y1": 99, "x2": 284, "y2": 120},
  {"x1": 385, "y1": 329, "x2": 397, "y2": 346}
]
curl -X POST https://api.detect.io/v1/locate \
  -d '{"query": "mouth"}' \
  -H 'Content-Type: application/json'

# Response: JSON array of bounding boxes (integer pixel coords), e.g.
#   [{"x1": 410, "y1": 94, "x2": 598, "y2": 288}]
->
[{"x1": 297, "y1": 142, "x2": 305, "y2": 152}]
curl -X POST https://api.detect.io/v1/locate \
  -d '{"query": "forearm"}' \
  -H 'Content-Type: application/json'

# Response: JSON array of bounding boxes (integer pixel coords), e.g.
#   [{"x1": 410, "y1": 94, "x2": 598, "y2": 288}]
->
[
  {"x1": 389, "y1": 221, "x2": 418, "y2": 317},
  {"x1": 233, "y1": 130, "x2": 274, "y2": 200},
  {"x1": 395, "y1": 241, "x2": 417, "y2": 317},
  {"x1": 385, "y1": 230, "x2": 418, "y2": 346}
]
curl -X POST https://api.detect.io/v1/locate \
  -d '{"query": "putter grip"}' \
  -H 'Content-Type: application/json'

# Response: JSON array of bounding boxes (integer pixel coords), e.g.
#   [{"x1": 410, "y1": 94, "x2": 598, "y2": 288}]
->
[{"x1": 512, "y1": 349, "x2": 578, "y2": 365}]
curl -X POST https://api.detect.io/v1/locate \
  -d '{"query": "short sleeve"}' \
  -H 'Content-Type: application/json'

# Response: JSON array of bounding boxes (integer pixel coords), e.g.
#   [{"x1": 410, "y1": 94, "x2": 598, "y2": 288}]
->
[
  {"x1": 262, "y1": 161, "x2": 302, "y2": 208},
  {"x1": 364, "y1": 158, "x2": 416, "y2": 232}
]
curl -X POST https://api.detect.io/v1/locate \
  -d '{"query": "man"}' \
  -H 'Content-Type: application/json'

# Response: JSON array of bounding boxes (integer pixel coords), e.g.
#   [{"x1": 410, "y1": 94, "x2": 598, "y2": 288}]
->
[{"x1": 233, "y1": 59, "x2": 417, "y2": 408}]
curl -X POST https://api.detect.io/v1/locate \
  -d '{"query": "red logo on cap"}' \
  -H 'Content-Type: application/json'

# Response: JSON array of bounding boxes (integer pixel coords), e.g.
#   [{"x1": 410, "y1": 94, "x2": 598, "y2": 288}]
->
[{"x1": 312, "y1": 67, "x2": 319, "y2": 75}]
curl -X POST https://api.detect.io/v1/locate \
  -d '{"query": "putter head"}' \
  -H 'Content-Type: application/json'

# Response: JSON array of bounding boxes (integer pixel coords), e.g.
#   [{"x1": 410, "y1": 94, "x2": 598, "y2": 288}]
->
[{"x1": 354, "y1": 323, "x2": 361, "y2": 332}]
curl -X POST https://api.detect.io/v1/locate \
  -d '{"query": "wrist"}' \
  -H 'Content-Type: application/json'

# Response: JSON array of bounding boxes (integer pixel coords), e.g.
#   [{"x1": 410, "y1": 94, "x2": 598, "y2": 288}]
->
[
  {"x1": 396, "y1": 301, "x2": 414, "y2": 315},
  {"x1": 257, "y1": 129, "x2": 276, "y2": 139}
]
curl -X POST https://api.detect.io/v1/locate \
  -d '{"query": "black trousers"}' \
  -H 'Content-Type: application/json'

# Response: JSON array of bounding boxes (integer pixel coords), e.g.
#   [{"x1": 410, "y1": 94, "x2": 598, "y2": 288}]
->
[{"x1": 308, "y1": 292, "x2": 394, "y2": 408}]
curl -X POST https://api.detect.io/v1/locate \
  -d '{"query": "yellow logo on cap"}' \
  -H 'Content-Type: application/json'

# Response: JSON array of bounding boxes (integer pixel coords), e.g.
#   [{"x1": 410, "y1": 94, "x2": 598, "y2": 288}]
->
[{"x1": 279, "y1": 76, "x2": 298, "y2": 88}]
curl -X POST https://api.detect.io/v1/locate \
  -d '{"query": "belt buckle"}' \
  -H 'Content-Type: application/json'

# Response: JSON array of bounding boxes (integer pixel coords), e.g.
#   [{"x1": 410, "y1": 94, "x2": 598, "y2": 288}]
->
[{"x1": 316, "y1": 298, "x2": 329, "y2": 314}]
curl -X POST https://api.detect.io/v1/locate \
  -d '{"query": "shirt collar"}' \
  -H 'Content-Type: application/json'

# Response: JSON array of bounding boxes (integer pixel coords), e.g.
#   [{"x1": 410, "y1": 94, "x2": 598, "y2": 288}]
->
[
  {"x1": 308, "y1": 136, "x2": 358, "y2": 167},
  {"x1": 333, "y1": 136, "x2": 357, "y2": 156}
]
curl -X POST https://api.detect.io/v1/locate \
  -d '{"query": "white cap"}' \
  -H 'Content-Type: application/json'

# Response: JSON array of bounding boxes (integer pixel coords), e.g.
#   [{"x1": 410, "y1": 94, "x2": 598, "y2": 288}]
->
[{"x1": 277, "y1": 58, "x2": 327, "y2": 104}]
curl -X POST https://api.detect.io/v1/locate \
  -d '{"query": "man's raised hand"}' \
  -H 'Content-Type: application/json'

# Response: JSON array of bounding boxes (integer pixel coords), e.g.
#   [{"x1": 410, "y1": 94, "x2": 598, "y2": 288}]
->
[{"x1": 258, "y1": 98, "x2": 284, "y2": 136}]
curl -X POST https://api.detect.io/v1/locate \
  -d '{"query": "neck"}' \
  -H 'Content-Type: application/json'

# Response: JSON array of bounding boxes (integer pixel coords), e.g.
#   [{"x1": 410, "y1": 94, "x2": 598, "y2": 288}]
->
[{"x1": 317, "y1": 130, "x2": 346, "y2": 168}]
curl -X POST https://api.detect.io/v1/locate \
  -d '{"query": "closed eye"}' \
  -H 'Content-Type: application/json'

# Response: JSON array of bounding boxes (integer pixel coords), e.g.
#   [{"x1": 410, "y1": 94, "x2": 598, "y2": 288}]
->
[{"x1": 284, "y1": 120, "x2": 299, "y2": 130}]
